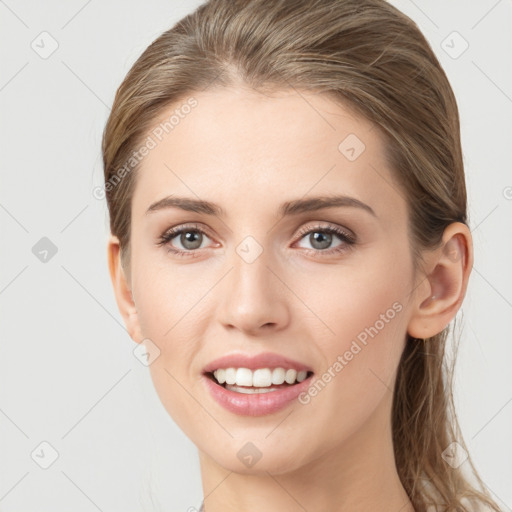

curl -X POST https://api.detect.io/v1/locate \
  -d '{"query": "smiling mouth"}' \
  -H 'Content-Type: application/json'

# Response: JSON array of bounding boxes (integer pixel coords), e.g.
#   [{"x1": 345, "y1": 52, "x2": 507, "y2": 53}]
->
[{"x1": 204, "y1": 370, "x2": 314, "y2": 394}]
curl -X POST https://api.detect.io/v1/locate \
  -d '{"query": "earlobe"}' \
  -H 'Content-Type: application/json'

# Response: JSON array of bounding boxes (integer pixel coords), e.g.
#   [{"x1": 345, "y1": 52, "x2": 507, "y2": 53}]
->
[
  {"x1": 407, "y1": 222, "x2": 473, "y2": 340},
  {"x1": 107, "y1": 235, "x2": 144, "y2": 343}
]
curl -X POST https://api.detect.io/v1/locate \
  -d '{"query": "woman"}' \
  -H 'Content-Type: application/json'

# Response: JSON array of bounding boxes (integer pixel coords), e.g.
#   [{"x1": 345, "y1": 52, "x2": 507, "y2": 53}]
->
[{"x1": 102, "y1": 0, "x2": 501, "y2": 510}]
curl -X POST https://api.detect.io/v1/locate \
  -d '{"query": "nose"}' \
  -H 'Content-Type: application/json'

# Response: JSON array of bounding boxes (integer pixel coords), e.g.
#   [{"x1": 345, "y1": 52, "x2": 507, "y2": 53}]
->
[{"x1": 216, "y1": 246, "x2": 290, "y2": 335}]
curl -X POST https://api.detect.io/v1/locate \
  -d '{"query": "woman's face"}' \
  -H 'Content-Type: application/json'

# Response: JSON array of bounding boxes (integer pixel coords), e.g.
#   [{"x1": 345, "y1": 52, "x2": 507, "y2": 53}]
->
[{"x1": 117, "y1": 86, "x2": 422, "y2": 473}]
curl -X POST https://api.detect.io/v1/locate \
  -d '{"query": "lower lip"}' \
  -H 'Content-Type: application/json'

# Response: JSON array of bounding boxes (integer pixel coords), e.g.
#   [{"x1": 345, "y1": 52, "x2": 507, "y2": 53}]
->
[{"x1": 201, "y1": 373, "x2": 314, "y2": 416}]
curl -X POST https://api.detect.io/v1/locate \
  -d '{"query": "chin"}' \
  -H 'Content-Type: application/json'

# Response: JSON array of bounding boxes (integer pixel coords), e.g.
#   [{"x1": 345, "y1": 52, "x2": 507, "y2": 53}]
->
[{"x1": 200, "y1": 438, "x2": 313, "y2": 476}]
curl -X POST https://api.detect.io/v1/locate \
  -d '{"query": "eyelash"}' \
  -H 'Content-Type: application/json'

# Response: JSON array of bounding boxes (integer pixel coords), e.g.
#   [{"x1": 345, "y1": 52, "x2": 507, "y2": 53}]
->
[{"x1": 156, "y1": 222, "x2": 356, "y2": 258}]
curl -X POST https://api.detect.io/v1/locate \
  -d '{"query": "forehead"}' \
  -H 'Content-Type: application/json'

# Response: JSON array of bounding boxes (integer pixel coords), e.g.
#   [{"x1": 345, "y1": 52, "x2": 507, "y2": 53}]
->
[{"x1": 132, "y1": 86, "x2": 405, "y2": 224}]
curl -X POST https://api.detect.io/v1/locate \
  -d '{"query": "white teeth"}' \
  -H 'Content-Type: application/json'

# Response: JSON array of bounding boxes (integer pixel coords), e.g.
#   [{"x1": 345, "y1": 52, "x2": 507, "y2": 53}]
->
[
  {"x1": 271, "y1": 367, "x2": 286, "y2": 385},
  {"x1": 224, "y1": 368, "x2": 237, "y2": 385},
  {"x1": 285, "y1": 369, "x2": 297, "y2": 384},
  {"x1": 297, "y1": 370, "x2": 308, "y2": 382},
  {"x1": 252, "y1": 368, "x2": 272, "y2": 387},
  {"x1": 236, "y1": 368, "x2": 253, "y2": 387},
  {"x1": 215, "y1": 368, "x2": 226, "y2": 384},
  {"x1": 211, "y1": 367, "x2": 310, "y2": 387},
  {"x1": 224, "y1": 385, "x2": 278, "y2": 394}
]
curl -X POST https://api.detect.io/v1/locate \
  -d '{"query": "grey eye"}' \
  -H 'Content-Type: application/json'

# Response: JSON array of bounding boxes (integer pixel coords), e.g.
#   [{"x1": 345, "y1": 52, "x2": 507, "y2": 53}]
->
[
  {"x1": 177, "y1": 230, "x2": 205, "y2": 250},
  {"x1": 296, "y1": 230, "x2": 344, "y2": 251},
  {"x1": 308, "y1": 231, "x2": 333, "y2": 250}
]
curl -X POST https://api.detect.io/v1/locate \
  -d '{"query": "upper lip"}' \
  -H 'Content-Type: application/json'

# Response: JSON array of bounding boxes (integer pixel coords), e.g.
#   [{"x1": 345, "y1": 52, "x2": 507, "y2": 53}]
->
[{"x1": 203, "y1": 351, "x2": 314, "y2": 374}]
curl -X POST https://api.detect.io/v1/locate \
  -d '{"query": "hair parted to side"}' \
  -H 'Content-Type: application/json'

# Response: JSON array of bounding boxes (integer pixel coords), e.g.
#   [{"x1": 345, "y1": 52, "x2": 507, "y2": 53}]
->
[{"x1": 102, "y1": 0, "x2": 500, "y2": 510}]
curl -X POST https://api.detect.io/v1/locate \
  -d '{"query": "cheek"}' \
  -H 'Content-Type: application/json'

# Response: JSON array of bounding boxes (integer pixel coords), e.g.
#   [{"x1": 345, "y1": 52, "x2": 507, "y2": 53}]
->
[
  {"x1": 320, "y1": 252, "x2": 410, "y2": 371},
  {"x1": 133, "y1": 268, "x2": 206, "y2": 432},
  {"x1": 130, "y1": 256, "x2": 218, "y2": 418},
  {"x1": 300, "y1": 253, "x2": 411, "y2": 427},
  {"x1": 132, "y1": 252, "x2": 209, "y2": 342}
]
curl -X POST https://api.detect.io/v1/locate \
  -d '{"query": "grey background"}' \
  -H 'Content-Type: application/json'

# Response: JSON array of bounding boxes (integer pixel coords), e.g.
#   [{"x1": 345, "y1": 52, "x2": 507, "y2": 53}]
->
[{"x1": 1, "y1": 0, "x2": 511, "y2": 510}]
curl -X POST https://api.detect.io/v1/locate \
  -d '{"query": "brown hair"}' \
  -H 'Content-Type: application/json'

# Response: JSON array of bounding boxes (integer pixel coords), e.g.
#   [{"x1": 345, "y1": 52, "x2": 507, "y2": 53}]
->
[{"x1": 102, "y1": 0, "x2": 500, "y2": 509}]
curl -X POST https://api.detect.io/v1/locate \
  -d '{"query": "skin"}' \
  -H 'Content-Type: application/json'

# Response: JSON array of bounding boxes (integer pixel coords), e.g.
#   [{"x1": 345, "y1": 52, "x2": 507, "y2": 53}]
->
[{"x1": 108, "y1": 86, "x2": 473, "y2": 512}]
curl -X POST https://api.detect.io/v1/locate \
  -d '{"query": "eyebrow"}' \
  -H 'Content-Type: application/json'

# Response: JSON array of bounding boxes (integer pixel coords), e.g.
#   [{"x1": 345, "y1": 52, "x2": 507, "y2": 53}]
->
[{"x1": 145, "y1": 194, "x2": 376, "y2": 218}]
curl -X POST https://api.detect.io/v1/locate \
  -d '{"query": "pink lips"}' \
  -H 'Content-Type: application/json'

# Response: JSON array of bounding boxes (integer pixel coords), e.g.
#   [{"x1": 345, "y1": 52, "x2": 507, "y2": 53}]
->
[
  {"x1": 202, "y1": 351, "x2": 313, "y2": 374},
  {"x1": 202, "y1": 372, "x2": 314, "y2": 416},
  {"x1": 201, "y1": 351, "x2": 314, "y2": 416}
]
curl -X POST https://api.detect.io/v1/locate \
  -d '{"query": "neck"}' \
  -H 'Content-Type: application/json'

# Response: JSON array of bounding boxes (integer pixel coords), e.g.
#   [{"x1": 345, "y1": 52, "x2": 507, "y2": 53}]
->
[{"x1": 198, "y1": 393, "x2": 414, "y2": 512}]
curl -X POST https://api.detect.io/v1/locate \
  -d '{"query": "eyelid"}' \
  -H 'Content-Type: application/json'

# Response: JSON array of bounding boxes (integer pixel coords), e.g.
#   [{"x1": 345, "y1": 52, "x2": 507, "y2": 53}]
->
[
  {"x1": 160, "y1": 222, "x2": 212, "y2": 240},
  {"x1": 294, "y1": 222, "x2": 356, "y2": 243},
  {"x1": 160, "y1": 221, "x2": 354, "y2": 239}
]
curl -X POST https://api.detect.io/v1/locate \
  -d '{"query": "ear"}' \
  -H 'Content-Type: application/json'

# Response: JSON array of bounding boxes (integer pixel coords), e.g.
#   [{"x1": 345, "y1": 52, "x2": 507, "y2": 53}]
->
[
  {"x1": 107, "y1": 235, "x2": 144, "y2": 343},
  {"x1": 407, "y1": 222, "x2": 473, "y2": 340}
]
